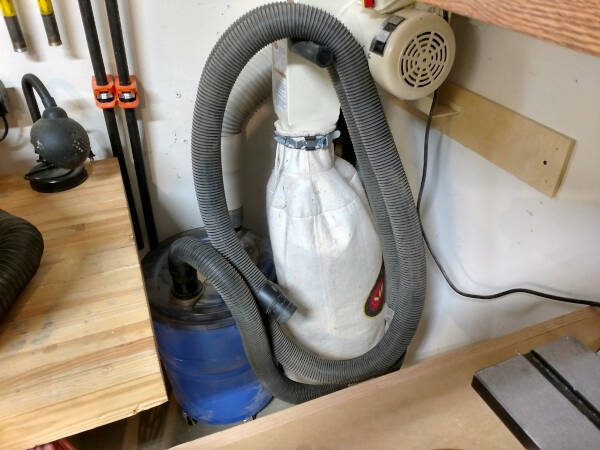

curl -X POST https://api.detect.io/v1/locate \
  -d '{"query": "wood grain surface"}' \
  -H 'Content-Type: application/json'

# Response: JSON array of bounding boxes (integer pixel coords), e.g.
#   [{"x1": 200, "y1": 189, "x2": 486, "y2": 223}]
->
[
  {"x1": 393, "y1": 82, "x2": 576, "y2": 196},
  {"x1": 426, "y1": 0, "x2": 600, "y2": 56},
  {"x1": 175, "y1": 307, "x2": 600, "y2": 450},
  {"x1": 0, "y1": 159, "x2": 166, "y2": 449}
]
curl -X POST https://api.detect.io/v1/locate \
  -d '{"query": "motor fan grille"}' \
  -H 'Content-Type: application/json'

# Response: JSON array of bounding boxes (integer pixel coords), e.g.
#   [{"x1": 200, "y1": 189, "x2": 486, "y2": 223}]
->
[{"x1": 400, "y1": 31, "x2": 448, "y2": 88}]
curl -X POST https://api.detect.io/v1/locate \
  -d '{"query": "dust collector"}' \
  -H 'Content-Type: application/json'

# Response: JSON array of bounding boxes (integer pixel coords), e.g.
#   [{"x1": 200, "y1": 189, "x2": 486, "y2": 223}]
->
[{"x1": 143, "y1": 0, "x2": 455, "y2": 423}]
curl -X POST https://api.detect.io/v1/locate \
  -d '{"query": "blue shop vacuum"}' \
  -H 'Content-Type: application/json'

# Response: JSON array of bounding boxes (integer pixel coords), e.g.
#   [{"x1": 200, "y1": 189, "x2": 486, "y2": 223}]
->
[{"x1": 142, "y1": 228, "x2": 273, "y2": 424}]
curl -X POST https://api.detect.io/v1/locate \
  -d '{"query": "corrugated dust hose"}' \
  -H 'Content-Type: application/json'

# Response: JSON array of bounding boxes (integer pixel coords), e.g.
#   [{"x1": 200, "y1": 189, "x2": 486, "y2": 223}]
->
[
  {"x1": 176, "y1": 2, "x2": 426, "y2": 403},
  {"x1": 0, "y1": 210, "x2": 44, "y2": 321}
]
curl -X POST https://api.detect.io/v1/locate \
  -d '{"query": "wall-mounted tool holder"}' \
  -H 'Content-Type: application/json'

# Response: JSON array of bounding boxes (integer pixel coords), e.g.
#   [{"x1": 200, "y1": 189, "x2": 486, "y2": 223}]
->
[
  {"x1": 92, "y1": 74, "x2": 117, "y2": 108},
  {"x1": 115, "y1": 75, "x2": 139, "y2": 109}
]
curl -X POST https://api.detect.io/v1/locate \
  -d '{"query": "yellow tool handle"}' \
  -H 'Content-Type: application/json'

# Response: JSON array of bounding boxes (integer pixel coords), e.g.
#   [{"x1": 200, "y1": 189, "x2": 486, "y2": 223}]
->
[
  {"x1": 37, "y1": 0, "x2": 54, "y2": 16},
  {"x1": 0, "y1": 0, "x2": 17, "y2": 18}
]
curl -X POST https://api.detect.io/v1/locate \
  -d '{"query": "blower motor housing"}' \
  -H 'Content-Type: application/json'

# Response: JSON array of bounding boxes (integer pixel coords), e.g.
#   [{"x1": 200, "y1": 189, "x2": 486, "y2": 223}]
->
[
  {"x1": 369, "y1": 8, "x2": 455, "y2": 100},
  {"x1": 341, "y1": 4, "x2": 455, "y2": 100}
]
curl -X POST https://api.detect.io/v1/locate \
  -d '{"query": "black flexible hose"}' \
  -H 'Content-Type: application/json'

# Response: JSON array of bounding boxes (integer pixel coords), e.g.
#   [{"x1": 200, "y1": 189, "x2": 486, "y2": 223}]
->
[
  {"x1": 169, "y1": 238, "x2": 338, "y2": 403},
  {"x1": 190, "y1": 3, "x2": 426, "y2": 397},
  {"x1": 0, "y1": 115, "x2": 8, "y2": 142},
  {"x1": 0, "y1": 210, "x2": 44, "y2": 321},
  {"x1": 21, "y1": 74, "x2": 57, "y2": 123},
  {"x1": 77, "y1": 0, "x2": 143, "y2": 250},
  {"x1": 104, "y1": 0, "x2": 158, "y2": 249}
]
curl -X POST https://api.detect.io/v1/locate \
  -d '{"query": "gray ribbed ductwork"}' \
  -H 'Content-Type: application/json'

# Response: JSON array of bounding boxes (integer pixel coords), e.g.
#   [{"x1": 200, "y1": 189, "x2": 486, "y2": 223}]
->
[
  {"x1": 170, "y1": 237, "x2": 338, "y2": 403},
  {"x1": 222, "y1": 48, "x2": 272, "y2": 136},
  {"x1": 0, "y1": 210, "x2": 44, "y2": 321},
  {"x1": 221, "y1": 48, "x2": 272, "y2": 228},
  {"x1": 187, "y1": 2, "x2": 426, "y2": 402}
]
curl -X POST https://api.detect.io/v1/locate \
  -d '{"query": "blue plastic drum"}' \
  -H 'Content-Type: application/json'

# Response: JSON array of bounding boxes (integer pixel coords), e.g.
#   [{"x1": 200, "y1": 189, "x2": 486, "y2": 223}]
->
[{"x1": 142, "y1": 228, "x2": 273, "y2": 424}]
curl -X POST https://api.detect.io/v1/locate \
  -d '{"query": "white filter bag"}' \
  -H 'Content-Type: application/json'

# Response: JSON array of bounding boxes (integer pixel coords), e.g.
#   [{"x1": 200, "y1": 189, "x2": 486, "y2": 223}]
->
[{"x1": 266, "y1": 142, "x2": 386, "y2": 364}]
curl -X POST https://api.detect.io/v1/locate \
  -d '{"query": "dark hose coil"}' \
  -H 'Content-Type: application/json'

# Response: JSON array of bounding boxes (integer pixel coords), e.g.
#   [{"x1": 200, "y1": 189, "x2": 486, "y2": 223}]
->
[
  {"x1": 189, "y1": 2, "x2": 426, "y2": 401},
  {"x1": 170, "y1": 238, "x2": 338, "y2": 403},
  {"x1": 0, "y1": 210, "x2": 44, "y2": 320}
]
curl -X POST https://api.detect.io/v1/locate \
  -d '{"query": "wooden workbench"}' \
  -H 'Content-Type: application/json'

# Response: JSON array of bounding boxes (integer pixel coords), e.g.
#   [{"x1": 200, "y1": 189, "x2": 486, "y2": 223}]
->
[
  {"x1": 0, "y1": 159, "x2": 167, "y2": 449},
  {"x1": 176, "y1": 307, "x2": 600, "y2": 450}
]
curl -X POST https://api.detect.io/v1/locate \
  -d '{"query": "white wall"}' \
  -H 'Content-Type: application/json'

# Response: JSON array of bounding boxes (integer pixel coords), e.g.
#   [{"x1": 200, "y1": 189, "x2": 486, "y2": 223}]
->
[
  {"x1": 401, "y1": 15, "x2": 600, "y2": 361},
  {"x1": 1, "y1": 1, "x2": 598, "y2": 361}
]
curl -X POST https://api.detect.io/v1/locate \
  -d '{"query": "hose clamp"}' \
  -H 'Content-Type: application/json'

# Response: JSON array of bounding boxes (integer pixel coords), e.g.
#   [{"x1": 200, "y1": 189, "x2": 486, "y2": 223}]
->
[{"x1": 274, "y1": 130, "x2": 340, "y2": 150}]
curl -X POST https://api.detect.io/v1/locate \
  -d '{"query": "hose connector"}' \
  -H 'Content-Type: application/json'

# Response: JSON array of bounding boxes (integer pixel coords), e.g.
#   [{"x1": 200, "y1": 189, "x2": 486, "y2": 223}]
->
[
  {"x1": 168, "y1": 256, "x2": 204, "y2": 308},
  {"x1": 256, "y1": 281, "x2": 296, "y2": 324},
  {"x1": 290, "y1": 40, "x2": 334, "y2": 68}
]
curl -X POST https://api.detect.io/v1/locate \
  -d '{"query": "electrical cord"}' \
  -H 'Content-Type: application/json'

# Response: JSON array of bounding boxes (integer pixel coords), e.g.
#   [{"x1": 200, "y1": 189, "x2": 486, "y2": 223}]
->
[{"x1": 417, "y1": 89, "x2": 599, "y2": 308}]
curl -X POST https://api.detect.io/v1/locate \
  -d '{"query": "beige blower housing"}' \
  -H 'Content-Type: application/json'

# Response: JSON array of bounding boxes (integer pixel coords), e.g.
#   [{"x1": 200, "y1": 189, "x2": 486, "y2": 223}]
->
[{"x1": 342, "y1": 4, "x2": 455, "y2": 100}]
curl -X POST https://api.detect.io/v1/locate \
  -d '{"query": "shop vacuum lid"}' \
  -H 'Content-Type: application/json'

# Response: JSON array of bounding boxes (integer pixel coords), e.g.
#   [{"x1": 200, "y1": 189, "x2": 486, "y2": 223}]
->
[{"x1": 141, "y1": 227, "x2": 272, "y2": 328}]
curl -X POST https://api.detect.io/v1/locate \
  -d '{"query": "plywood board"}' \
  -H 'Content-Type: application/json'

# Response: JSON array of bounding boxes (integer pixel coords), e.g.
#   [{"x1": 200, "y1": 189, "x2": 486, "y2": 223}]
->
[
  {"x1": 174, "y1": 307, "x2": 600, "y2": 450},
  {"x1": 395, "y1": 82, "x2": 576, "y2": 196},
  {"x1": 424, "y1": 0, "x2": 600, "y2": 57},
  {"x1": 0, "y1": 159, "x2": 167, "y2": 449}
]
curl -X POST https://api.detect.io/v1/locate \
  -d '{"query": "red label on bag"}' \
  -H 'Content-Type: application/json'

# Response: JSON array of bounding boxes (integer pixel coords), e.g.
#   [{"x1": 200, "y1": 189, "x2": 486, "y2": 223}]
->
[{"x1": 364, "y1": 267, "x2": 384, "y2": 317}]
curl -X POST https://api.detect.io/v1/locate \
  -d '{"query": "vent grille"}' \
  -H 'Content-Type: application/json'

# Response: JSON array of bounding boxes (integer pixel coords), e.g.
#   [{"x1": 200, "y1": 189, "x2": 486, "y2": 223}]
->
[{"x1": 400, "y1": 31, "x2": 448, "y2": 88}]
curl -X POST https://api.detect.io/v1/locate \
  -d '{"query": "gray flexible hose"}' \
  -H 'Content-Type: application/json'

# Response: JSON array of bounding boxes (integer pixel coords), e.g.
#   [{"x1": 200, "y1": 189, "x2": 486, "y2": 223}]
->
[
  {"x1": 170, "y1": 237, "x2": 338, "y2": 403},
  {"x1": 0, "y1": 210, "x2": 44, "y2": 320},
  {"x1": 221, "y1": 48, "x2": 272, "y2": 228},
  {"x1": 190, "y1": 2, "x2": 425, "y2": 394},
  {"x1": 222, "y1": 48, "x2": 272, "y2": 136}
]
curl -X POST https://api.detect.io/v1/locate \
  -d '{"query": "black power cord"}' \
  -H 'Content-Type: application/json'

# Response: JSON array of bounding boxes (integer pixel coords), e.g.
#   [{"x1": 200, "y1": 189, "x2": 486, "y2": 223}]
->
[{"x1": 417, "y1": 89, "x2": 599, "y2": 308}]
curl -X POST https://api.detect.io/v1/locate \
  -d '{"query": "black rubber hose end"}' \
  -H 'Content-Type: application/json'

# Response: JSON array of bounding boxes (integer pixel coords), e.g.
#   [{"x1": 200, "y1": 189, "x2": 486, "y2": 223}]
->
[
  {"x1": 256, "y1": 281, "x2": 297, "y2": 324},
  {"x1": 291, "y1": 40, "x2": 334, "y2": 68},
  {"x1": 0, "y1": 210, "x2": 44, "y2": 321}
]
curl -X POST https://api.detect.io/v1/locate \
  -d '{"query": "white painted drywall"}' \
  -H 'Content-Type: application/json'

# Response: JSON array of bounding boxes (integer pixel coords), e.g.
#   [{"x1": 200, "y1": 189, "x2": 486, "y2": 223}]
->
[
  {"x1": 401, "y1": 15, "x2": 599, "y2": 361},
  {"x1": 0, "y1": 1, "x2": 597, "y2": 361}
]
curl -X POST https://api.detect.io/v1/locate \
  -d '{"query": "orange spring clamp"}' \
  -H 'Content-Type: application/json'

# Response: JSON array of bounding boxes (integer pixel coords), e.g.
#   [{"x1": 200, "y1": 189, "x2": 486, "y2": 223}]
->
[
  {"x1": 92, "y1": 75, "x2": 117, "y2": 109},
  {"x1": 115, "y1": 75, "x2": 139, "y2": 109}
]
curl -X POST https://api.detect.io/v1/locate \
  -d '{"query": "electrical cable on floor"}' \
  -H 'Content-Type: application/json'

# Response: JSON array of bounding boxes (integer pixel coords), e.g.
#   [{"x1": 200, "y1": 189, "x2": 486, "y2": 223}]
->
[{"x1": 417, "y1": 89, "x2": 599, "y2": 308}]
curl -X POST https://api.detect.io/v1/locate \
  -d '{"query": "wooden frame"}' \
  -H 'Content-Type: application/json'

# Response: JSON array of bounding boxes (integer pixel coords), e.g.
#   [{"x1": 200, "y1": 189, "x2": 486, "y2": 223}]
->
[
  {"x1": 174, "y1": 308, "x2": 600, "y2": 450},
  {"x1": 425, "y1": 0, "x2": 600, "y2": 56}
]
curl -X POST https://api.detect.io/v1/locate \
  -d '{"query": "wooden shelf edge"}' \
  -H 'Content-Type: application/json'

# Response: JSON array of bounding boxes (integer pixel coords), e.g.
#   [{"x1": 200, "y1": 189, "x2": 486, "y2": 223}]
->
[
  {"x1": 424, "y1": 0, "x2": 600, "y2": 57},
  {"x1": 173, "y1": 307, "x2": 600, "y2": 450}
]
